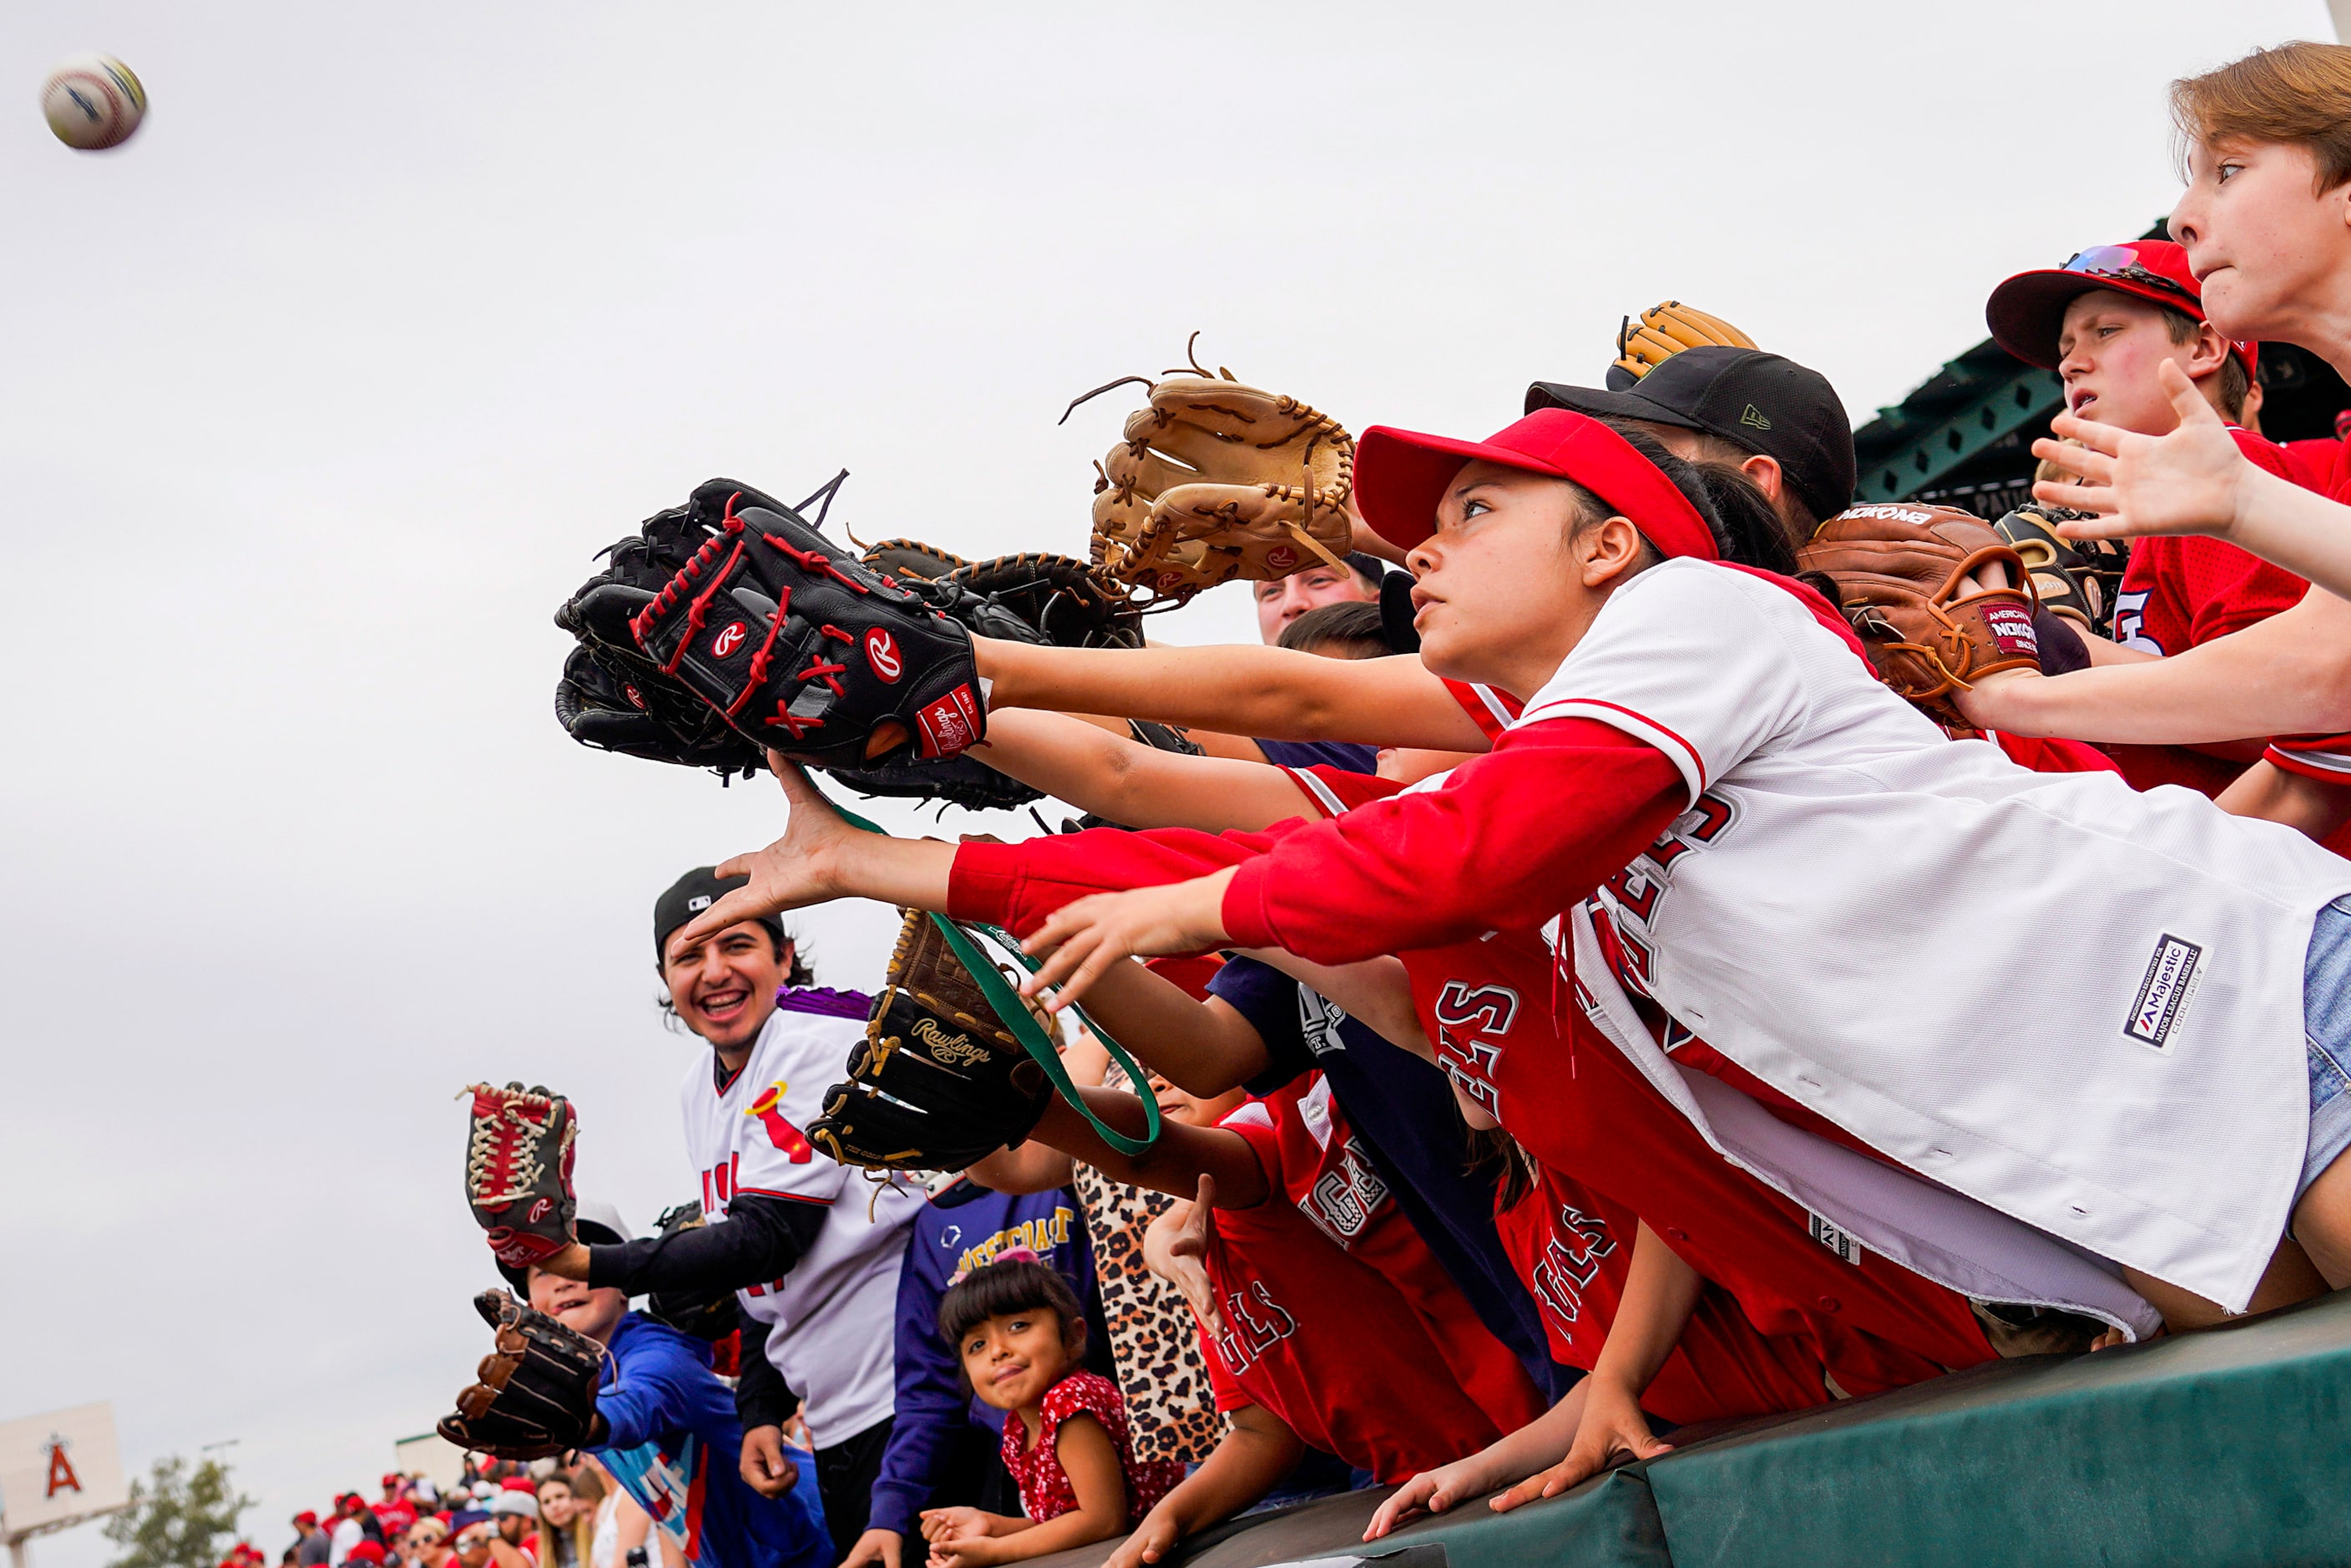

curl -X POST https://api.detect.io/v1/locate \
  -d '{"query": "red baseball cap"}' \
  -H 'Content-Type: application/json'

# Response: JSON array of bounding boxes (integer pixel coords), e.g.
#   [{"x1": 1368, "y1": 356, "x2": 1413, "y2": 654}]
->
[
  {"x1": 1985, "y1": 240, "x2": 2257, "y2": 377},
  {"x1": 1355, "y1": 407, "x2": 1717, "y2": 563},
  {"x1": 291, "y1": 1513, "x2": 319, "y2": 1528},
  {"x1": 346, "y1": 1545, "x2": 387, "y2": 1565}
]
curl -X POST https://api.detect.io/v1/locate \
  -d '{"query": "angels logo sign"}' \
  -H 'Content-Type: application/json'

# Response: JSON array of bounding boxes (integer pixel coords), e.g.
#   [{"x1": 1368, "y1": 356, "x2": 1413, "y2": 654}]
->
[
  {"x1": 1266, "y1": 545, "x2": 1299, "y2": 573},
  {"x1": 711, "y1": 621, "x2": 748, "y2": 659},
  {"x1": 866, "y1": 626, "x2": 903, "y2": 683}
]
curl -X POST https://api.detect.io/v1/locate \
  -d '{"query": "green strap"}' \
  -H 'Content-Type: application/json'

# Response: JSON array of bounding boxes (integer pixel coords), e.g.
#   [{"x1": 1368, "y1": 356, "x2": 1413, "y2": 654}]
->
[{"x1": 827, "y1": 794, "x2": 1163, "y2": 1157}]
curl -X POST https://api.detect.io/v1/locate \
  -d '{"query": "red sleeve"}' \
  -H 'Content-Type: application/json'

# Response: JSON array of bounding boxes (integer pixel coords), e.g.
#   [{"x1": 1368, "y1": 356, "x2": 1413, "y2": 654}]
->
[
  {"x1": 2161, "y1": 432, "x2": 2318, "y2": 645},
  {"x1": 949, "y1": 826, "x2": 1275, "y2": 936},
  {"x1": 1990, "y1": 731, "x2": 2123, "y2": 776},
  {"x1": 1199, "y1": 1323, "x2": 1251, "y2": 1414},
  {"x1": 1442, "y1": 679, "x2": 1523, "y2": 745},
  {"x1": 1221, "y1": 716, "x2": 1685, "y2": 964},
  {"x1": 1275, "y1": 766, "x2": 1404, "y2": 818}
]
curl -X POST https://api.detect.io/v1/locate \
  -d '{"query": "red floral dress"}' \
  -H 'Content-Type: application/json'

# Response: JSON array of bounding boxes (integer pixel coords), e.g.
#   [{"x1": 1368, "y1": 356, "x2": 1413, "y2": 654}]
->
[{"x1": 999, "y1": 1370, "x2": 1185, "y2": 1523}]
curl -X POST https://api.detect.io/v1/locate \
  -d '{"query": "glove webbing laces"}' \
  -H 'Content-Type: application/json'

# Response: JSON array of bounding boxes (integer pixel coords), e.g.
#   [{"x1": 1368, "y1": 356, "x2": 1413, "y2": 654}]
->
[{"x1": 829, "y1": 796, "x2": 1164, "y2": 1158}]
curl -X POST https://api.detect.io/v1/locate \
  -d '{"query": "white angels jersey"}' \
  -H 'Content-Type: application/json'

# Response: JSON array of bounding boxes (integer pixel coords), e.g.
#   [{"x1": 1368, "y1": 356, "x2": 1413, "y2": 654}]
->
[
  {"x1": 1519, "y1": 558, "x2": 2351, "y2": 1312},
  {"x1": 680, "y1": 991, "x2": 921, "y2": 1447}
]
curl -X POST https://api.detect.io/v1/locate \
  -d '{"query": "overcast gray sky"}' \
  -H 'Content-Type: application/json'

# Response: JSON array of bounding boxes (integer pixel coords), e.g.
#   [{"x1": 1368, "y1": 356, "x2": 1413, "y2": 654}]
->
[{"x1": 2, "y1": 0, "x2": 2335, "y2": 1558}]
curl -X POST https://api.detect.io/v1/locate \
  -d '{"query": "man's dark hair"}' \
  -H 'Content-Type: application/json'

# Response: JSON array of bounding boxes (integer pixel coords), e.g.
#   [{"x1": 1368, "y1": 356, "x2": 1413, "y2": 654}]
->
[
  {"x1": 1277, "y1": 599, "x2": 1393, "y2": 657},
  {"x1": 937, "y1": 1258, "x2": 1087, "y2": 1360}
]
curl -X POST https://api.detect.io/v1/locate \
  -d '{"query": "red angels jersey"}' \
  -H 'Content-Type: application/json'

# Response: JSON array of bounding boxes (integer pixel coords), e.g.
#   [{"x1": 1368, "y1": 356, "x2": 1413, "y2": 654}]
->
[
  {"x1": 1195, "y1": 1183, "x2": 1521, "y2": 1485},
  {"x1": 1491, "y1": 1160, "x2": 1832, "y2": 1425},
  {"x1": 2260, "y1": 454, "x2": 2351, "y2": 787},
  {"x1": 679, "y1": 991, "x2": 922, "y2": 1447},
  {"x1": 1220, "y1": 1080, "x2": 1545, "y2": 1438}
]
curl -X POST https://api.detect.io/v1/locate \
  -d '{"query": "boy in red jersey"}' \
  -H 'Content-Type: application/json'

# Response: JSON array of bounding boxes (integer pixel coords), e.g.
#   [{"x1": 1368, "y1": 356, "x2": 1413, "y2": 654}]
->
[{"x1": 1983, "y1": 239, "x2": 2323, "y2": 799}]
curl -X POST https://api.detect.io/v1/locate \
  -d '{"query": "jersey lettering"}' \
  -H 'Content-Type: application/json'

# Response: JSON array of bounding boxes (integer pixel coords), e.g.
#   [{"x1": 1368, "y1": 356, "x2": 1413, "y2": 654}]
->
[
  {"x1": 1433, "y1": 981, "x2": 1521, "y2": 1037},
  {"x1": 1216, "y1": 1280, "x2": 1300, "y2": 1374},
  {"x1": 1302, "y1": 1141, "x2": 1390, "y2": 1244},
  {"x1": 2111, "y1": 589, "x2": 2161, "y2": 655},
  {"x1": 1529, "y1": 1202, "x2": 1618, "y2": 1329},
  {"x1": 953, "y1": 1208, "x2": 1076, "y2": 1277},
  {"x1": 1601, "y1": 862, "x2": 1665, "y2": 923}
]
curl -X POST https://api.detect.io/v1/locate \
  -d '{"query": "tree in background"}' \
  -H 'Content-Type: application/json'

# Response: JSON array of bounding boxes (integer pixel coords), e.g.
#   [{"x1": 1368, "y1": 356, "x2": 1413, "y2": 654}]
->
[{"x1": 101, "y1": 1456, "x2": 254, "y2": 1568}]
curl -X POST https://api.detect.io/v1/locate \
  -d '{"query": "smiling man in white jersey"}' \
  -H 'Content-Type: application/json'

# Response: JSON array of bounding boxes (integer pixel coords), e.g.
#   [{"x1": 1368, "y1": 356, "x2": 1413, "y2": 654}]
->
[{"x1": 533, "y1": 867, "x2": 919, "y2": 1559}]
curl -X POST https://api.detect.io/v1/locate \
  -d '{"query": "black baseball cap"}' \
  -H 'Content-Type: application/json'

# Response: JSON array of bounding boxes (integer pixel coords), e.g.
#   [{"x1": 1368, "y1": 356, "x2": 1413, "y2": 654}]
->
[
  {"x1": 1526, "y1": 346, "x2": 1856, "y2": 523},
  {"x1": 654, "y1": 866, "x2": 784, "y2": 967}
]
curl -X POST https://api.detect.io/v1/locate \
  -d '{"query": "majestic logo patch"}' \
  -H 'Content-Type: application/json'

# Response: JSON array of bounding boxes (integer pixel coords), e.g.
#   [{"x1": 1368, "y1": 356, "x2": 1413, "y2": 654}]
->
[
  {"x1": 866, "y1": 626, "x2": 903, "y2": 683},
  {"x1": 712, "y1": 620, "x2": 748, "y2": 659},
  {"x1": 1809, "y1": 1211, "x2": 1863, "y2": 1265},
  {"x1": 2125, "y1": 933, "x2": 2205, "y2": 1052}
]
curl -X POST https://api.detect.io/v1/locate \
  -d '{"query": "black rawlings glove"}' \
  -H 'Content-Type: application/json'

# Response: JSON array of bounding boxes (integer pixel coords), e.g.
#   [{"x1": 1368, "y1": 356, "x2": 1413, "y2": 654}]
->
[
  {"x1": 437, "y1": 1289, "x2": 607, "y2": 1460},
  {"x1": 940, "y1": 554, "x2": 1143, "y2": 650},
  {"x1": 614, "y1": 481, "x2": 987, "y2": 771},
  {"x1": 811, "y1": 548, "x2": 1143, "y2": 809},
  {"x1": 809, "y1": 910, "x2": 1054, "y2": 1172},
  {"x1": 554, "y1": 498, "x2": 771, "y2": 781},
  {"x1": 554, "y1": 645, "x2": 764, "y2": 777}
]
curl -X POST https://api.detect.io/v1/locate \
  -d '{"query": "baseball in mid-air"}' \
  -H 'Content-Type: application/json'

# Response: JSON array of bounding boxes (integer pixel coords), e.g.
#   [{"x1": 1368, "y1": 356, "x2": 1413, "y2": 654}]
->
[{"x1": 41, "y1": 53, "x2": 146, "y2": 151}]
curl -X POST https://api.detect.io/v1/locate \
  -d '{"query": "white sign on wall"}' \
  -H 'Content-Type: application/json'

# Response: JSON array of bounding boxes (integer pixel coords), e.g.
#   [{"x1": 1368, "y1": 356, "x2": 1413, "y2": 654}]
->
[{"x1": 0, "y1": 1404, "x2": 129, "y2": 1542}]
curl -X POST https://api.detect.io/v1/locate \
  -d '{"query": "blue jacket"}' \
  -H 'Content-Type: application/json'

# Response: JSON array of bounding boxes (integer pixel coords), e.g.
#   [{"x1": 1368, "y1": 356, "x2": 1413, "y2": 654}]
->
[
  {"x1": 591, "y1": 1312, "x2": 830, "y2": 1568},
  {"x1": 866, "y1": 1181, "x2": 1100, "y2": 1539}
]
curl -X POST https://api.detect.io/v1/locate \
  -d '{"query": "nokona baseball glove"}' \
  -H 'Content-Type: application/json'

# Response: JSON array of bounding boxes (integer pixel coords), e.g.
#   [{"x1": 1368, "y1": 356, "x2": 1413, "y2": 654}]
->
[
  {"x1": 463, "y1": 1083, "x2": 580, "y2": 1270},
  {"x1": 860, "y1": 539, "x2": 968, "y2": 584},
  {"x1": 1073, "y1": 339, "x2": 1354, "y2": 604},
  {"x1": 1993, "y1": 503, "x2": 2131, "y2": 635},
  {"x1": 437, "y1": 1290, "x2": 607, "y2": 1460},
  {"x1": 1610, "y1": 301, "x2": 1757, "y2": 386},
  {"x1": 1797, "y1": 503, "x2": 2041, "y2": 726},
  {"x1": 808, "y1": 909, "x2": 1054, "y2": 1172},
  {"x1": 563, "y1": 478, "x2": 988, "y2": 772},
  {"x1": 642, "y1": 1202, "x2": 740, "y2": 1343}
]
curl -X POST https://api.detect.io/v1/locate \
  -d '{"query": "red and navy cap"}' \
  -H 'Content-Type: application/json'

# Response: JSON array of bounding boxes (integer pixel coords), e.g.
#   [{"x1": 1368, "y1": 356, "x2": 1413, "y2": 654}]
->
[
  {"x1": 1355, "y1": 408, "x2": 1719, "y2": 563},
  {"x1": 1986, "y1": 240, "x2": 2257, "y2": 377}
]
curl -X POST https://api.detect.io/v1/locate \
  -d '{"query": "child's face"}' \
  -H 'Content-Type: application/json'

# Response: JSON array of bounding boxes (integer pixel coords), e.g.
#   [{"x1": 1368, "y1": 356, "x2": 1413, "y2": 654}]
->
[
  {"x1": 1146, "y1": 1072, "x2": 1247, "y2": 1128},
  {"x1": 526, "y1": 1267, "x2": 627, "y2": 1343},
  {"x1": 2172, "y1": 137, "x2": 2351, "y2": 345},
  {"x1": 1404, "y1": 462, "x2": 1618, "y2": 697},
  {"x1": 958, "y1": 1308, "x2": 1073, "y2": 1411},
  {"x1": 2055, "y1": 291, "x2": 2207, "y2": 437}
]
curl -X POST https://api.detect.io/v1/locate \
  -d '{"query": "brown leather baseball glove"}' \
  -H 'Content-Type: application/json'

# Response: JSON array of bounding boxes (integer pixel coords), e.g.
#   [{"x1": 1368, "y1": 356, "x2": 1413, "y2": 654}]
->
[
  {"x1": 1612, "y1": 301, "x2": 1757, "y2": 383},
  {"x1": 1797, "y1": 503, "x2": 2042, "y2": 725},
  {"x1": 1993, "y1": 503, "x2": 2131, "y2": 635},
  {"x1": 1069, "y1": 338, "x2": 1354, "y2": 604}
]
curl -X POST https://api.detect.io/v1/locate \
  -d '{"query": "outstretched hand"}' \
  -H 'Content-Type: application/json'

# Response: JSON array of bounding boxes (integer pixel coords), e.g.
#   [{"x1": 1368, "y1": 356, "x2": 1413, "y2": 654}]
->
[
  {"x1": 672, "y1": 754, "x2": 862, "y2": 951},
  {"x1": 2030, "y1": 358, "x2": 2254, "y2": 543},
  {"x1": 1017, "y1": 870, "x2": 1236, "y2": 1012},
  {"x1": 1141, "y1": 1177, "x2": 1221, "y2": 1334},
  {"x1": 1489, "y1": 1375, "x2": 1669, "y2": 1513}
]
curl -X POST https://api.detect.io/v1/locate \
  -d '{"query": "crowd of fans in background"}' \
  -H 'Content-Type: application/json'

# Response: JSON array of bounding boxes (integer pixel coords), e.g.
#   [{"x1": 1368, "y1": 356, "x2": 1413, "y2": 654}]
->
[{"x1": 260, "y1": 1458, "x2": 704, "y2": 1568}]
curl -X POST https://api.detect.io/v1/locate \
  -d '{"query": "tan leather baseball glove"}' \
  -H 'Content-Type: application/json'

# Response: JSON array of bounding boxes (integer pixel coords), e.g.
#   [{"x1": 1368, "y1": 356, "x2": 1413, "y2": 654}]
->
[
  {"x1": 1797, "y1": 503, "x2": 2042, "y2": 726},
  {"x1": 1070, "y1": 337, "x2": 1354, "y2": 604}
]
